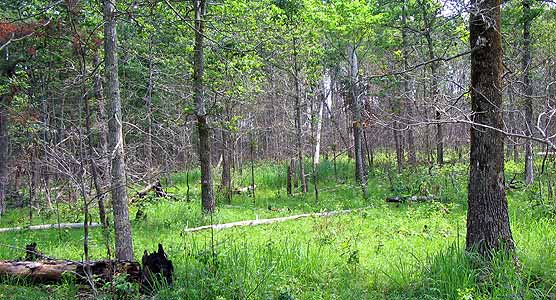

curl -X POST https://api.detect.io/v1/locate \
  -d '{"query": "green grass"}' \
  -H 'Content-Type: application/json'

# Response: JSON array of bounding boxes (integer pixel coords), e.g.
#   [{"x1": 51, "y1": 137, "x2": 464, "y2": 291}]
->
[{"x1": 1, "y1": 153, "x2": 555, "y2": 299}]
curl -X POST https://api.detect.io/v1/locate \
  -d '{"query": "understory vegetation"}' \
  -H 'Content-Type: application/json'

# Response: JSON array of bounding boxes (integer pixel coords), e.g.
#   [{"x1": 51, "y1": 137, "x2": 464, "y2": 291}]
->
[{"x1": 1, "y1": 153, "x2": 555, "y2": 300}]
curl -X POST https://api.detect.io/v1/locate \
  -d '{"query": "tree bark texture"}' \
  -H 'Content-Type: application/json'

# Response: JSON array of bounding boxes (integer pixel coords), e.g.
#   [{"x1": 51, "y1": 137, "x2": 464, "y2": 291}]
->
[
  {"x1": 193, "y1": 0, "x2": 215, "y2": 213},
  {"x1": 348, "y1": 45, "x2": 368, "y2": 198},
  {"x1": 466, "y1": 0, "x2": 514, "y2": 255},
  {"x1": 104, "y1": 0, "x2": 134, "y2": 261},
  {"x1": 0, "y1": 260, "x2": 141, "y2": 283}
]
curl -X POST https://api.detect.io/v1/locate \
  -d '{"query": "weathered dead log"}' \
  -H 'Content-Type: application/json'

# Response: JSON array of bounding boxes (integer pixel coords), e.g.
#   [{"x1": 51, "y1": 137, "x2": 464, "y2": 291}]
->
[
  {"x1": 141, "y1": 244, "x2": 173, "y2": 292},
  {"x1": 184, "y1": 208, "x2": 367, "y2": 233},
  {"x1": 385, "y1": 195, "x2": 437, "y2": 203},
  {"x1": 0, "y1": 223, "x2": 100, "y2": 233},
  {"x1": 0, "y1": 260, "x2": 141, "y2": 283}
]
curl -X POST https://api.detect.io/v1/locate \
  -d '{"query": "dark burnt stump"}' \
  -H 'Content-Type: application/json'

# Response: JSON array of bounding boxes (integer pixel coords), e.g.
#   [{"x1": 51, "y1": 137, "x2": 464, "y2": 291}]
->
[{"x1": 141, "y1": 244, "x2": 173, "y2": 293}]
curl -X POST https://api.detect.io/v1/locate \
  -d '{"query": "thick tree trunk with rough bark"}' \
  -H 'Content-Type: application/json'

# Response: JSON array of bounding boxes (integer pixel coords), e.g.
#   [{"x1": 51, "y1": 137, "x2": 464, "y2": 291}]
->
[
  {"x1": 523, "y1": 0, "x2": 534, "y2": 185},
  {"x1": 193, "y1": 0, "x2": 215, "y2": 213},
  {"x1": 466, "y1": 0, "x2": 514, "y2": 255},
  {"x1": 104, "y1": 0, "x2": 134, "y2": 261}
]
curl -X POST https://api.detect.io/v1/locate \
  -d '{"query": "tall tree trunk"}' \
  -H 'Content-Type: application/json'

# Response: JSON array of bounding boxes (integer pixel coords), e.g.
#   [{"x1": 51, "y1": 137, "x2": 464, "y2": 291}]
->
[
  {"x1": 193, "y1": 0, "x2": 215, "y2": 213},
  {"x1": 389, "y1": 94, "x2": 404, "y2": 173},
  {"x1": 401, "y1": 2, "x2": 416, "y2": 166},
  {"x1": 145, "y1": 35, "x2": 154, "y2": 172},
  {"x1": 314, "y1": 70, "x2": 328, "y2": 165},
  {"x1": 92, "y1": 51, "x2": 109, "y2": 231},
  {"x1": 523, "y1": 0, "x2": 534, "y2": 185},
  {"x1": 466, "y1": 0, "x2": 514, "y2": 255},
  {"x1": 221, "y1": 128, "x2": 232, "y2": 204},
  {"x1": 419, "y1": 0, "x2": 443, "y2": 166},
  {"x1": 103, "y1": 0, "x2": 134, "y2": 261},
  {"x1": 0, "y1": 101, "x2": 7, "y2": 216},
  {"x1": 348, "y1": 45, "x2": 368, "y2": 198},
  {"x1": 292, "y1": 36, "x2": 307, "y2": 193}
]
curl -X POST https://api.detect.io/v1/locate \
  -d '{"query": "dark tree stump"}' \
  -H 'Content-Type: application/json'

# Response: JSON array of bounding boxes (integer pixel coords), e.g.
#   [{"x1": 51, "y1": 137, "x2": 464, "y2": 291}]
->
[
  {"x1": 141, "y1": 244, "x2": 173, "y2": 293},
  {"x1": 24, "y1": 243, "x2": 39, "y2": 261}
]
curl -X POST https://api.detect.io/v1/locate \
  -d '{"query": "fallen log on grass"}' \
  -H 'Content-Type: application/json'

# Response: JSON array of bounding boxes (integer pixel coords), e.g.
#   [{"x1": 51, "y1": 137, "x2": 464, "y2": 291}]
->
[
  {"x1": 0, "y1": 223, "x2": 100, "y2": 233},
  {"x1": 184, "y1": 208, "x2": 365, "y2": 233},
  {"x1": 0, "y1": 260, "x2": 141, "y2": 283},
  {"x1": 0, "y1": 244, "x2": 172, "y2": 288},
  {"x1": 385, "y1": 195, "x2": 437, "y2": 203}
]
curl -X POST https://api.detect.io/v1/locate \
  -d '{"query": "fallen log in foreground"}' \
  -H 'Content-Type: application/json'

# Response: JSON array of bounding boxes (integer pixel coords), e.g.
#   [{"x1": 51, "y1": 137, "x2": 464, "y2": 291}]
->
[
  {"x1": 184, "y1": 208, "x2": 365, "y2": 233},
  {"x1": 0, "y1": 244, "x2": 173, "y2": 287},
  {"x1": 0, "y1": 223, "x2": 100, "y2": 233},
  {"x1": 0, "y1": 260, "x2": 141, "y2": 283},
  {"x1": 385, "y1": 195, "x2": 437, "y2": 203}
]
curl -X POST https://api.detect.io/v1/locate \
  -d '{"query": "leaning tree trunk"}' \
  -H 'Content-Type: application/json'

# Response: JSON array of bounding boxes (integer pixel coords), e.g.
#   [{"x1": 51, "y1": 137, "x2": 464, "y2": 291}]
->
[
  {"x1": 523, "y1": 0, "x2": 534, "y2": 185},
  {"x1": 193, "y1": 0, "x2": 215, "y2": 213},
  {"x1": 104, "y1": 0, "x2": 134, "y2": 261},
  {"x1": 466, "y1": 0, "x2": 514, "y2": 255}
]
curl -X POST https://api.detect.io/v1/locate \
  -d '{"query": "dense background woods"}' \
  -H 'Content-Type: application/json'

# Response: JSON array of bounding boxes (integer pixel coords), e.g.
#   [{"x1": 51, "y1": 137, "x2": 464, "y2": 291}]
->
[{"x1": 2, "y1": 0, "x2": 556, "y2": 299}]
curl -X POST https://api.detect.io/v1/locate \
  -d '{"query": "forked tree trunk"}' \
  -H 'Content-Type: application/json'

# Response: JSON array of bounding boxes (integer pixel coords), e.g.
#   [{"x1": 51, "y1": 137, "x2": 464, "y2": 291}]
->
[
  {"x1": 104, "y1": 0, "x2": 134, "y2": 261},
  {"x1": 523, "y1": 0, "x2": 534, "y2": 185},
  {"x1": 193, "y1": 0, "x2": 215, "y2": 213},
  {"x1": 466, "y1": 0, "x2": 514, "y2": 255}
]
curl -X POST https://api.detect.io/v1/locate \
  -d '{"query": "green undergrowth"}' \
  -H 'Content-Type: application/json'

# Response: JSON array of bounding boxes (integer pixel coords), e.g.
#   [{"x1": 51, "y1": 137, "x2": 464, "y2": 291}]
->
[{"x1": 0, "y1": 153, "x2": 555, "y2": 299}]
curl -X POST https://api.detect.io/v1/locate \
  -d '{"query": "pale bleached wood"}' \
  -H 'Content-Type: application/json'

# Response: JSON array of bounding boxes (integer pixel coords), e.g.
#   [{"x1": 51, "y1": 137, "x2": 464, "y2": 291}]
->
[
  {"x1": 184, "y1": 209, "x2": 360, "y2": 233},
  {"x1": 0, "y1": 223, "x2": 100, "y2": 233}
]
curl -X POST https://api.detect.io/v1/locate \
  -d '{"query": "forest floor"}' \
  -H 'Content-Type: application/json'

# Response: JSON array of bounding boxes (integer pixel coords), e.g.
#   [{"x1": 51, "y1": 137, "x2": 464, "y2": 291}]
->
[{"x1": 0, "y1": 155, "x2": 555, "y2": 299}]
